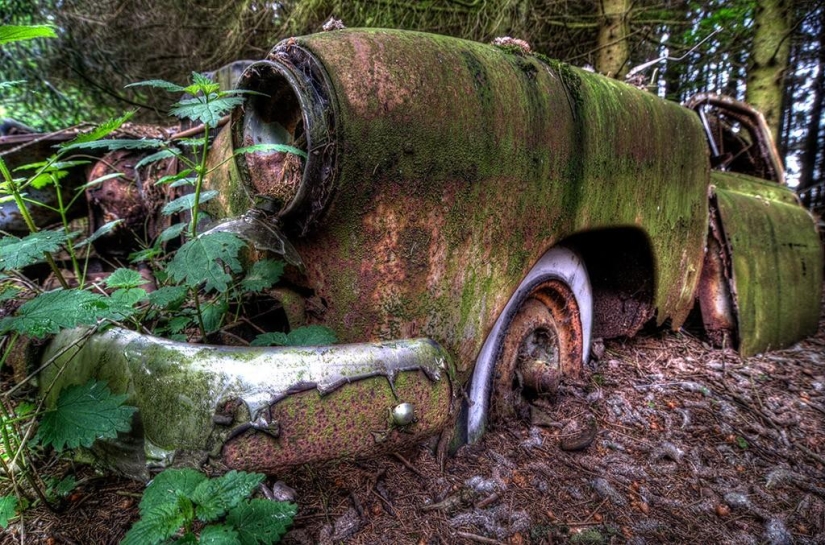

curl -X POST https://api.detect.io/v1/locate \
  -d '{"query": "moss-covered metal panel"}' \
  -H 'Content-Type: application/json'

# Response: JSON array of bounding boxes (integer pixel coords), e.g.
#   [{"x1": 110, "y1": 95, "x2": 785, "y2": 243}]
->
[
  {"x1": 240, "y1": 29, "x2": 710, "y2": 378},
  {"x1": 38, "y1": 327, "x2": 454, "y2": 477},
  {"x1": 712, "y1": 172, "x2": 823, "y2": 355}
]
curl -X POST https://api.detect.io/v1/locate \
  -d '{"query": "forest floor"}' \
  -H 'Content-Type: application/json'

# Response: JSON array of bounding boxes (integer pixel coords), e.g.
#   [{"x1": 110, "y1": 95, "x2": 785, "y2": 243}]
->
[{"x1": 4, "y1": 292, "x2": 825, "y2": 545}]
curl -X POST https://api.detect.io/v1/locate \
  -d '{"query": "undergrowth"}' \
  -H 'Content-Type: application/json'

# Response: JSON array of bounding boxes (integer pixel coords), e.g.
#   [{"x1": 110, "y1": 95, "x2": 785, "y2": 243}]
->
[{"x1": 0, "y1": 24, "x2": 312, "y2": 540}]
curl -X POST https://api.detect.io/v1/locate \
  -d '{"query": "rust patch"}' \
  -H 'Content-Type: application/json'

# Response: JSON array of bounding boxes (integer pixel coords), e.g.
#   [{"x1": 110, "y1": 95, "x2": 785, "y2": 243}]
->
[
  {"x1": 493, "y1": 279, "x2": 582, "y2": 417},
  {"x1": 220, "y1": 369, "x2": 452, "y2": 473},
  {"x1": 697, "y1": 208, "x2": 737, "y2": 348},
  {"x1": 86, "y1": 150, "x2": 174, "y2": 255}
]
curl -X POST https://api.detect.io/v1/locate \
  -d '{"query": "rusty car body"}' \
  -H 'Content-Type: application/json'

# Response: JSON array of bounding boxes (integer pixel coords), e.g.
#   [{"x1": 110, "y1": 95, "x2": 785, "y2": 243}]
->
[{"x1": 11, "y1": 29, "x2": 821, "y2": 478}]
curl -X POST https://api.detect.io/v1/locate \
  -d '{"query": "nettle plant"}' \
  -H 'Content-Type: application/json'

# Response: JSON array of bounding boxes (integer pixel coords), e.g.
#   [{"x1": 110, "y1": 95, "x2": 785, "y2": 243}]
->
[
  {"x1": 1, "y1": 26, "x2": 320, "y2": 539},
  {"x1": 122, "y1": 469, "x2": 296, "y2": 545}
]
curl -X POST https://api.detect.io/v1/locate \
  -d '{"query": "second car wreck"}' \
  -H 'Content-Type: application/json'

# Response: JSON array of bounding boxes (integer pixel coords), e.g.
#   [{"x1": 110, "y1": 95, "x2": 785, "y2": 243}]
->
[{"x1": 5, "y1": 28, "x2": 821, "y2": 478}]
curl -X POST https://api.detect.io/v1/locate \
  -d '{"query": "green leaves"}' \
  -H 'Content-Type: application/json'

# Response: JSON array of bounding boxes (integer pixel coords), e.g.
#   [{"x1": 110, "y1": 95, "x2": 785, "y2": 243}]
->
[
  {"x1": 59, "y1": 111, "x2": 136, "y2": 150},
  {"x1": 124, "y1": 468, "x2": 293, "y2": 544},
  {"x1": 162, "y1": 191, "x2": 219, "y2": 216},
  {"x1": 0, "y1": 290, "x2": 111, "y2": 338},
  {"x1": 251, "y1": 325, "x2": 338, "y2": 347},
  {"x1": 191, "y1": 471, "x2": 264, "y2": 522},
  {"x1": 126, "y1": 80, "x2": 187, "y2": 93},
  {"x1": 106, "y1": 268, "x2": 148, "y2": 289},
  {"x1": 227, "y1": 499, "x2": 297, "y2": 545},
  {"x1": 234, "y1": 144, "x2": 307, "y2": 160},
  {"x1": 61, "y1": 138, "x2": 165, "y2": 152},
  {"x1": 241, "y1": 260, "x2": 284, "y2": 293},
  {"x1": 0, "y1": 230, "x2": 68, "y2": 271},
  {"x1": 170, "y1": 96, "x2": 245, "y2": 127},
  {"x1": 0, "y1": 495, "x2": 18, "y2": 529},
  {"x1": 166, "y1": 232, "x2": 245, "y2": 293},
  {"x1": 121, "y1": 502, "x2": 188, "y2": 545},
  {"x1": 35, "y1": 380, "x2": 136, "y2": 452},
  {"x1": 0, "y1": 25, "x2": 56, "y2": 45},
  {"x1": 139, "y1": 468, "x2": 207, "y2": 514}
]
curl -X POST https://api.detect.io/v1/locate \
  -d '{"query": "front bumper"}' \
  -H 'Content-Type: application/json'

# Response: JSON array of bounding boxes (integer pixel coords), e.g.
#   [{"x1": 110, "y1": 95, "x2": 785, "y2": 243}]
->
[{"x1": 39, "y1": 327, "x2": 454, "y2": 480}]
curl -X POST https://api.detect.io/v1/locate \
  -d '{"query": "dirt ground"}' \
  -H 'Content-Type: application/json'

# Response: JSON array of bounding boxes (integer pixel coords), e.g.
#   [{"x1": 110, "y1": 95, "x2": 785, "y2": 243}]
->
[{"x1": 3, "y1": 292, "x2": 825, "y2": 545}]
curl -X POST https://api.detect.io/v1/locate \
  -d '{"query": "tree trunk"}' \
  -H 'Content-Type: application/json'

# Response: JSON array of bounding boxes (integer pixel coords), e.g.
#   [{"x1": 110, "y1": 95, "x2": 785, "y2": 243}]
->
[
  {"x1": 745, "y1": 0, "x2": 792, "y2": 143},
  {"x1": 798, "y1": 8, "x2": 825, "y2": 190},
  {"x1": 595, "y1": 0, "x2": 631, "y2": 78}
]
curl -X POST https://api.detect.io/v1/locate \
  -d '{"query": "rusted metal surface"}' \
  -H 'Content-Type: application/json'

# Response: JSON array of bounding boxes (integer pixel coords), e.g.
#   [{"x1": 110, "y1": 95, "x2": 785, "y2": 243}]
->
[
  {"x1": 685, "y1": 93, "x2": 785, "y2": 184},
  {"x1": 207, "y1": 29, "x2": 709, "y2": 384},
  {"x1": 492, "y1": 279, "x2": 582, "y2": 417},
  {"x1": 465, "y1": 246, "x2": 591, "y2": 444},
  {"x1": 697, "y1": 209, "x2": 737, "y2": 348},
  {"x1": 221, "y1": 365, "x2": 452, "y2": 473},
  {"x1": 710, "y1": 171, "x2": 823, "y2": 356},
  {"x1": 231, "y1": 50, "x2": 337, "y2": 232},
  {"x1": 86, "y1": 151, "x2": 175, "y2": 256},
  {"x1": 38, "y1": 327, "x2": 454, "y2": 479}
]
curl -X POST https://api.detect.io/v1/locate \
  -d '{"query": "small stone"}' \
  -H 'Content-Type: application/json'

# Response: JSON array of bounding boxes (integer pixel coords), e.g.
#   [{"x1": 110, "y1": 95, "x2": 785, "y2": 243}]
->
[
  {"x1": 268, "y1": 480, "x2": 297, "y2": 502},
  {"x1": 715, "y1": 504, "x2": 731, "y2": 517}
]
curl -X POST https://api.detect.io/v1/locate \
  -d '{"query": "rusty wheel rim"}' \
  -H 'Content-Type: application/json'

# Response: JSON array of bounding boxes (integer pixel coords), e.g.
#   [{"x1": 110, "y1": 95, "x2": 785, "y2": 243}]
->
[{"x1": 493, "y1": 279, "x2": 582, "y2": 417}]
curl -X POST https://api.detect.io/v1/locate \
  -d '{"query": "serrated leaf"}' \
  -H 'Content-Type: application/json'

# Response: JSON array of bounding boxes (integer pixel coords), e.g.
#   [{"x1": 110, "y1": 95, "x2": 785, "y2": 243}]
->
[
  {"x1": 166, "y1": 232, "x2": 245, "y2": 293},
  {"x1": 35, "y1": 379, "x2": 136, "y2": 451},
  {"x1": 252, "y1": 325, "x2": 338, "y2": 347},
  {"x1": 241, "y1": 260, "x2": 284, "y2": 293},
  {"x1": 249, "y1": 332, "x2": 288, "y2": 347},
  {"x1": 125, "y1": 79, "x2": 186, "y2": 93},
  {"x1": 285, "y1": 325, "x2": 337, "y2": 346},
  {"x1": 199, "y1": 524, "x2": 242, "y2": 545},
  {"x1": 129, "y1": 246, "x2": 162, "y2": 263},
  {"x1": 202, "y1": 299, "x2": 227, "y2": 333},
  {"x1": 155, "y1": 169, "x2": 194, "y2": 186},
  {"x1": 75, "y1": 172, "x2": 123, "y2": 192},
  {"x1": 0, "y1": 284, "x2": 21, "y2": 302},
  {"x1": 226, "y1": 499, "x2": 297, "y2": 545},
  {"x1": 0, "y1": 495, "x2": 18, "y2": 529},
  {"x1": 148, "y1": 285, "x2": 189, "y2": 309},
  {"x1": 0, "y1": 230, "x2": 68, "y2": 271},
  {"x1": 15, "y1": 160, "x2": 90, "y2": 172},
  {"x1": 170, "y1": 96, "x2": 244, "y2": 126},
  {"x1": 170, "y1": 177, "x2": 197, "y2": 189},
  {"x1": 106, "y1": 268, "x2": 147, "y2": 289},
  {"x1": 59, "y1": 111, "x2": 137, "y2": 149},
  {"x1": 53, "y1": 475, "x2": 77, "y2": 497},
  {"x1": 140, "y1": 468, "x2": 208, "y2": 514},
  {"x1": 61, "y1": 138, "x2": 165, "y2": 153},
  {"x1": 158, "y1": 222, "x2": 188, "y2": 243},
  {"x1": 121, "y1": 502, "x2": 186, "y2": 545},
  {"x1": 107, "y1": 288, "x2": 147, "y2": 320},
  {"x1": 0, "y1": 289, "x2": 112, "y2": 338},
  {"x1": 0, "y1": 25, "x2": 56, "y2": 45},
  {"x1": 175, "y1": 137, "x2": 206, "y2": 148},
  {"x1": 184, "y1": 72, "x2": 221, "y2": 96},
  {"x1": 234, "y1": 144, "x2": 308, "y2": 160},
  {"x1": 135, "y1": 149, "x2": 181, "y2": 170},
  {"x1": 29, "y1": 170, "x2": 66, "y2": 189},
  {"x1": 192, "y1": 470, "x2": 264, "y2": 523},
  {"x1": 75, "y1": 219, "x2": 121, "y2": 248},
  {"x1": 161, "y1": 190, "x2": 219, "y2": 216},
  {"x1": 167, "y1": 315, "x2": 193, "y2": 335}
]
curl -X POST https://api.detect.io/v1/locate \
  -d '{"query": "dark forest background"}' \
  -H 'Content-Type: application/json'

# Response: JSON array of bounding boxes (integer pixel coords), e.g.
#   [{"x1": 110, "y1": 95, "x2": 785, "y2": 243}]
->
[{"x1": 1, "y1": 0, "x2": 823, "y2": 191}]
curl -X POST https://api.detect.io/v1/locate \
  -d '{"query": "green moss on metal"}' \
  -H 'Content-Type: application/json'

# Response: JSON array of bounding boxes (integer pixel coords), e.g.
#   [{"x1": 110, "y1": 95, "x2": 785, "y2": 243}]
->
[
  {"x1": 713, "y1": 173, "x2": 823, "y2": 355},
  {"x1": 281, "y1": 28, "x2": 709, "y2": 370}
]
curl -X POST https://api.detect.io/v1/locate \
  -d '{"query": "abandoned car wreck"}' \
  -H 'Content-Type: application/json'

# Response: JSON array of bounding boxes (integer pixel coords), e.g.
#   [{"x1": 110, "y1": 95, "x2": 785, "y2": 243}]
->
[{"x1": 2, "y1": 28, "x2": 821, "y2": 478}]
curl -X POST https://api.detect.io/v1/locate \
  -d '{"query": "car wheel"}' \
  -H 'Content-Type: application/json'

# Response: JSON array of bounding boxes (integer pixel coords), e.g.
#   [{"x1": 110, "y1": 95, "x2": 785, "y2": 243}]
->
[{"x1": 465, "y1": 246, "x2": 592, "y2": 443}]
